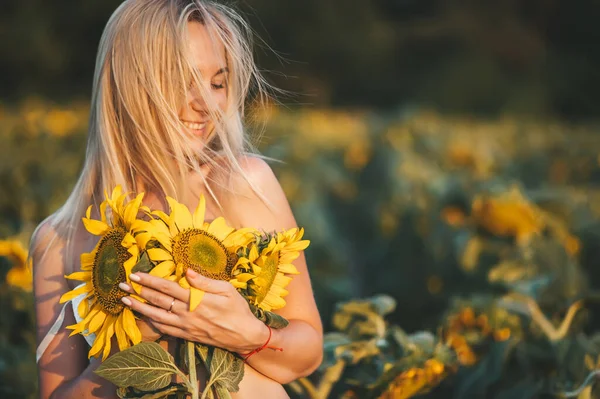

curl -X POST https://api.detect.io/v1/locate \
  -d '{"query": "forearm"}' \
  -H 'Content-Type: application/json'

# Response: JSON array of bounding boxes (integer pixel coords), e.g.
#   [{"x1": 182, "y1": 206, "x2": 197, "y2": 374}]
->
[
  {"x1": 243, "y1": 319, "x2": 323, "y2": 385},
  {"x1": 48, "y1": 357, "x2": 118, "y2": 399}
]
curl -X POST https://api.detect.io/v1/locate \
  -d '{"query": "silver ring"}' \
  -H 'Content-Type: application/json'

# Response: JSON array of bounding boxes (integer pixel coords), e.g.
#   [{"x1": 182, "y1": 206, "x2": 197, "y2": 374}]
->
[{"x1": 167, "y1": 298, "x2": 176, "y2": 313}]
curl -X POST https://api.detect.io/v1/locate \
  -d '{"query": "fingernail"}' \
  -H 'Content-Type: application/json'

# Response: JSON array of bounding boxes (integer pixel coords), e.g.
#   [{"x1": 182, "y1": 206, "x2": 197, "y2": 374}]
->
[
  {"x1": 129, "y1": 273, "x2": 141, "y2": 282},
  {"x1": 119, "y1": 282, "x2": 131, "y2": 292},
  {"x1": 121, "y1": 297, "x2": 132, "y2": 306},
  {"x1": 187, "y1": 269, "x2": 198, "y2": 277}
]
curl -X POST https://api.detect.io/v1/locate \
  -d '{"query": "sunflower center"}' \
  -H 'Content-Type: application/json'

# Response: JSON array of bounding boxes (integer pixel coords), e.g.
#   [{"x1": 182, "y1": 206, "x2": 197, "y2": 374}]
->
[
  {"x1": 172, "y1": 229, "x2": 237, "y2": 280},
  {"x1": 255, "y1": 254, "x2": 279, "y2": 304},
  {"x1": 92, "y1": 227, "x2": 129, "y2": 315}
]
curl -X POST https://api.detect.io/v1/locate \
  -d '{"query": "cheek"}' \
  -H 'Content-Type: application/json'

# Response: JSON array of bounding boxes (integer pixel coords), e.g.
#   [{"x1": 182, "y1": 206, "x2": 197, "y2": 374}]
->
[{"x1": 217, "y1": 91, "x2": 228, "y2": 112}]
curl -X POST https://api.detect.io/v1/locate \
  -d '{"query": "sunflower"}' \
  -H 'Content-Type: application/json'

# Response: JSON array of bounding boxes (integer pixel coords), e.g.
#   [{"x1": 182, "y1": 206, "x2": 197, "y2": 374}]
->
[
  {"x1": 59, "y1": 186, "x2": 152, "y2": 360},
  {"x1": 234, "y1": 228, "x2": 308, "y2": 311},
  {"x1": 145, "y1": 195, "x2": 257, "y2": 311},
  {"x1": 0, "y1": 239, "x2": 32, "y2": 291}
]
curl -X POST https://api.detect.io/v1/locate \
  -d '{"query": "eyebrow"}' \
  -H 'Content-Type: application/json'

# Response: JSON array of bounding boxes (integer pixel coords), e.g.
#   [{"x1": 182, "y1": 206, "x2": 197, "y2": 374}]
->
[{"x1": 212, "y1": 67, "x2": 229, "y2": 77}]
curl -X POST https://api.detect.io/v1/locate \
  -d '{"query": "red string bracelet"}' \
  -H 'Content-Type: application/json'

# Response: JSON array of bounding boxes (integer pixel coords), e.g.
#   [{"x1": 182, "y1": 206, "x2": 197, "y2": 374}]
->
[{"x1": 242, "y1": 325, "x2": 283, "y2": 362}]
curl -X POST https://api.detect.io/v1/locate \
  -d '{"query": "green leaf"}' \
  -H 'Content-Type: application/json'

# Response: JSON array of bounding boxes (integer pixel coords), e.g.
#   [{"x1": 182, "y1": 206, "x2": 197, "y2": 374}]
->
[
  {"x1": 117, "y1": 383, "x2": 188, "y2": 399},
  {"x1": 96, "y1": 342, "x2": 182, "y2": 392},
  {"x1": 196, "y1": 345, "x2": 245, "y2": 394},
  {"x1": 214, "y1": 384, "x2": 233, "y2": 399},
  {"x1": 132, "y1": 251, "x2": 153, "y2": 273},
  {"x1": 248, "y1": 303, "x2": 289, "y2": 329}
]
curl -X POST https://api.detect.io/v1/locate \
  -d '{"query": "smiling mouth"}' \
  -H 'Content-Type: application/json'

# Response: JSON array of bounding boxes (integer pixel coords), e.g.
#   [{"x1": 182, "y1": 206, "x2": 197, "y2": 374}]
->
[{"x1": 181, "y1": 120, "x2": 207, "y2": 131}]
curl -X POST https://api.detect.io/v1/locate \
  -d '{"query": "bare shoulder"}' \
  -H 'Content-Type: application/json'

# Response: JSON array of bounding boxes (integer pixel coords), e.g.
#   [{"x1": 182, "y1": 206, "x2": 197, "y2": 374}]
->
[
  {"x1": 217, "y1": 155, "x2": 296, "y2": 230},
  {"x1": 30, "y1": 215, "x2": 73, "y2": 338},
  {"x1": 30, "y1": 215, "x2": 66, "y2": 275},
  {"x1": 229, "y1": 155, "x2": 279, "y2": 194}
]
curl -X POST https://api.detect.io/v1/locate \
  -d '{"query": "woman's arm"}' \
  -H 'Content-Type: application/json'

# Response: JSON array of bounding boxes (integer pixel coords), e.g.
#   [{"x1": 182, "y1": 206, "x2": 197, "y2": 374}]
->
[
  {"x1": 221, "y1": 156, "x2": 324, "y2": 384},
  {"x1": 33, "y1": 220, "x2": 119, "y2": 399}
]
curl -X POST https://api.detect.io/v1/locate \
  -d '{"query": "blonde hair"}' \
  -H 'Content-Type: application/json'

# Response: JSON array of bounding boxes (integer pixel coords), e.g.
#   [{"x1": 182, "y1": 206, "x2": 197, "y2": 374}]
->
[{"x1": 32, "y1": 0, "x2": 274, "y2": 266}]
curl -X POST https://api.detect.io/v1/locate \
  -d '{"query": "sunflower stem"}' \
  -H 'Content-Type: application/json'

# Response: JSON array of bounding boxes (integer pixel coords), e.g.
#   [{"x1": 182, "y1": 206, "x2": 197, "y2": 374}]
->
[{"x1": 187, "y1": 340, "x2": 199, "y2": 399}]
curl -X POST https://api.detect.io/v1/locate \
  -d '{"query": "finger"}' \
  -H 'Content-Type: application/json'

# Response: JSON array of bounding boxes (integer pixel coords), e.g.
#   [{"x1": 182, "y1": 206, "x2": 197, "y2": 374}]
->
[
  {"x1": 149, "y1": 320, "x2": 226, "y2": 349},
  {"x1": 186, "y1": 269, "x2": 235, "y2": 296},
  {"x1": 120, "y1": 282, "x2": 187, "y2": 314},
  {"x1": 122, "y1": 295, "x2": 181, "y2": 326},
  {"x1": 130, "y1": 272, "x2": 189, "y2": 302},
  {"x1": 148, "y1": 320, "x2": 191, "y2": 341}
]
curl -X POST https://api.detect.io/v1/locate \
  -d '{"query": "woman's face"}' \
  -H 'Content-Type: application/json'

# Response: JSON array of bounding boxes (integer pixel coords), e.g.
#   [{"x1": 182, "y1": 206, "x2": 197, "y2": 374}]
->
[{"x1": 179, "y1": 21, "x2": 228, "y2": 152}]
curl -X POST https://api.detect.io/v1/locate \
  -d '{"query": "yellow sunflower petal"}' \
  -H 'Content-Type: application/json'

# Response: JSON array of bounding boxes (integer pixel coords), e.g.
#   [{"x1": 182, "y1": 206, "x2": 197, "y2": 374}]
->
[
  {"x1": 279, "y1": 252, "x2": 300, "y2": 265},
  {"x1": 147, "y1": 248, "x2": 172, "y2": 262},
  {"x1": 153, "y1": 232, "x2": 172, "y2": 252},
  {"x1": 278, "y1": 263, "x2": 300, "y2": 275},
  {"x1": 222, "y1": 228, "x2": 258, "y2": 248},
  {"x1": 121, "y1": 233, "x2": 136, "y2": 248},
  {"x1": 102, "y1": 319, "x2": 116, "y2": 361},
  {"x1": 131, "y1": 281, "x2": 143, "y2": 294},
  {"x1": 82, "y1": 217, "x2": 110, "y2": 236},
  {"x1": 130, "y1": 219, "x2": 152, "y2": 233},
  {"x1": 60, "y1": 284, "x2": 91, "y2": 303},
  {"x1": 167, "y1": 196, "x2": 193, "y2": 231},
  {"x1": 64, "y1": 271, "x2": 91, "y2": 281},
  {"x1": 114, "y1": 192, "x2": 127, "y2": 215},
  {"x1": 77, "y1": 295, "x2": 90, "y2": 319},
  {"x1": 122, "y1": 308, "x2": 142, "y2": 344},
  {"x1": 127, "y1": 245, "x2": 139, "y2": 258},
  {"x1": 87, "y1": 309, "x2": 108, "y2": 333},
  {"x1": 149, "y1": 260, "x2": 176, "y2": 278},
  {"x1": 251, "y1": 264, "x2": 262, "y2": 275},
  {"x1": 234, "y1": 273, "x2": 255, "y2": 283},
  {"x1": 230, "y1": 280, "x2": 247, "y2": 289},
  {"x1": 99, "y1": 200, "x2": 108, "y2": 224},
  {"x1": 179, "y1": 278, "x2": 190, "y2": 289},
  {"x1": 123, "y1": 254, "x2": 137, "y2": 276},
  {"x1": 139, "y1": 205, "x2": 152, "y2": 215},
  {"x1": 268, "y1": 284, "x2": 289, "y2": 296},
  {"x1": 189, "y1": 287, "x2": 205, "y2": 311},
  {"x1": 88, "y1": 327, "x2": 107, "y2": 359},
  {"x1": 134, "y1": 232, "x2": 152, "y2": 249},
  {"x1": 176, "y1": 263, "x2": 185, "y2": 278},
  {"x1": 115, "y1": 316, "x2": 129, "y2": 350},
  {"x1": 151, "y1": 210, "x2": 170, "y2": 224},
  {"x1": 81, "y1": 251, "x2": 95, "y2": 270},
  {"x1": 110, "y1": 185, "x2": 123, "y2": 203},
  {"x1": 79, "y1": 305, "x2": 101, "y2": 326},
  {"x1": 123, "y1": 193, "x2": 145, "y2": 225},
  {"x1": 248, "y1": 246, "x2": 259, "y2": 262},
  {"x1": 262, "y1": 292, "x2": 286, "y2": 311},
  {"x1": 131, "y1": 294, "x2": 146, "y2": 303},
  {"x1": 67, "y1": 321, "x2": 88, "y2": 336},
  {"x1": 274, "y1": 273, "x2": 293, "y2": 288},
  {"x1": 206, "y1": 217, "x2": 235, "y2": 240},
  {"x1": 282, "y1": 240, "x2": 310, "y2": 252},
  {"x1": 235, "y1": 257, "x2": 251, "y2": 267},
  {"x1": 193, "y1": 195, "x2": 206, "y2": 228}
]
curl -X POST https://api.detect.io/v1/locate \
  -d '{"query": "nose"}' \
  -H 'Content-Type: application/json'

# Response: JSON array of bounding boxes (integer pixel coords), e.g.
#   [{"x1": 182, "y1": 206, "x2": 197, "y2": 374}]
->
[{"x1": 190, "y1": 92, "x2": 207, "y2": 114}]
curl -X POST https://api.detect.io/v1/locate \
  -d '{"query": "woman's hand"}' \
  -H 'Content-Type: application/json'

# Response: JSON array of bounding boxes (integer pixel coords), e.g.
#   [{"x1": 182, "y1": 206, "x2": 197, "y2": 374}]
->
[
  {"x1": 136, "y1": 317, "x2": 163, "y2": 343},
  {"x1": 119, "y1": 269, "x2": 269, "y2": 353}
]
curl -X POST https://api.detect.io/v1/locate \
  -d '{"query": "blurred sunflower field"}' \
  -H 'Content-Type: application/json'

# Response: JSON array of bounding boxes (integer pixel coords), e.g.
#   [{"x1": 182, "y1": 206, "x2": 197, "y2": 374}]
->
[{"x1": 2, "y1": 99, "x2": 600, "y2": 398}]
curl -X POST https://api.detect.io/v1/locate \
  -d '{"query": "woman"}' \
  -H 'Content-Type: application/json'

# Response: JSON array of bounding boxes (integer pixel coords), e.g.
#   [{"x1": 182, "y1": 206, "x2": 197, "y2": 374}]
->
[{"x1": 31, "y1": 1, "x2": 323, "y2": 398}]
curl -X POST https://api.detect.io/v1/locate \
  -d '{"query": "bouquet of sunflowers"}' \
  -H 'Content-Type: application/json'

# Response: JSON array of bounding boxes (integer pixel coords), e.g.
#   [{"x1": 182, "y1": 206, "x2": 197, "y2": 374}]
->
[{"x1": 59, "y1": 186, "x2": 309, "y2": 399}]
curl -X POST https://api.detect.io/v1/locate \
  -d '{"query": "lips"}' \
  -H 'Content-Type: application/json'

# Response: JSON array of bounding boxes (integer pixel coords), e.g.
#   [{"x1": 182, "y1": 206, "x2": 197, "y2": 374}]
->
[{"x1": 182, "y1": 120, "x2": 207, "y2": 130}]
